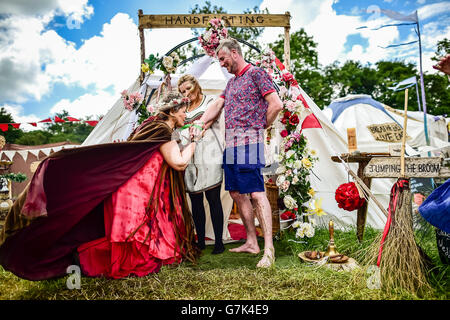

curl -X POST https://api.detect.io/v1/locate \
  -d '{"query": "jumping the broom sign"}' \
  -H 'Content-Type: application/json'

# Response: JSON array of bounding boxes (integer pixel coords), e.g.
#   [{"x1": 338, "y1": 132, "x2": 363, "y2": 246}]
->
[{"x1": 364, "y1": 157, "x2": 450, "y2": 178}]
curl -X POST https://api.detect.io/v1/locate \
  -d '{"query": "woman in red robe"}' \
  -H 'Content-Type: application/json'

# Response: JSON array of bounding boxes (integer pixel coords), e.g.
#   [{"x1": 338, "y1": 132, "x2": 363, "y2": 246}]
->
[{"x1": 0, "y1": 91, "x2": 200, "y2": 280}]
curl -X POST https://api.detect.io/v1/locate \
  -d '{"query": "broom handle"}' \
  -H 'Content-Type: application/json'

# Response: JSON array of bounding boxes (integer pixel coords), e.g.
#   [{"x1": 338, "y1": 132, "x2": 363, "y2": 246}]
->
[{"x1": 400, "y1": 89, "x2": 408, "y2": 177}]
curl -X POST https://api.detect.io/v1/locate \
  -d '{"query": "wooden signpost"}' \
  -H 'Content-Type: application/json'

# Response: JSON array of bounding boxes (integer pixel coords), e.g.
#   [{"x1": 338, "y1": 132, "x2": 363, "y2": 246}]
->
[{"x1": 364, "y1": 157, "x2": 450, "y2": 178}]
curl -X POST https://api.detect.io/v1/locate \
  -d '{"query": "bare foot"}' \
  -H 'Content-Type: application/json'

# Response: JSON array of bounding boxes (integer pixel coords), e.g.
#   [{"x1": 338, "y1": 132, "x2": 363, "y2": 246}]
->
[
  {"x1": 229, "y1": 243, "x2": 260, "y2": 254},
  {"x1": 256, "y1": 248, "x2": 275, "y2": 268}
]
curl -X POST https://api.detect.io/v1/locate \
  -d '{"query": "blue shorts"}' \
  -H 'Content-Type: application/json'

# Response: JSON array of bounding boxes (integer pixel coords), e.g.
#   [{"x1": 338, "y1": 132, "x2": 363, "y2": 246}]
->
[{"x1": 222, "y1": 143, "x2": 265, "y2": 194}]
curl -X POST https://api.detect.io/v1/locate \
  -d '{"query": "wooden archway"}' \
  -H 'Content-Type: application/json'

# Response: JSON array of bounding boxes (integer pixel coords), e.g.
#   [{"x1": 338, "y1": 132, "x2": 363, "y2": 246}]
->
[{"x1": 137, "y1": 10, "x2": 291, "y2": 80}]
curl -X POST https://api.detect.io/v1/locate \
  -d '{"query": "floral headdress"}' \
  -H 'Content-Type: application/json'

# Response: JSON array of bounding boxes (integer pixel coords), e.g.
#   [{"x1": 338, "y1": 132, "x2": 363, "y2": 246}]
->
[
  {"x1": 149, "y1": 96, "x2": 190, "y2": 114},
  {"x1": 198, "y1": 18, "x2": 229, "y2": 57}
]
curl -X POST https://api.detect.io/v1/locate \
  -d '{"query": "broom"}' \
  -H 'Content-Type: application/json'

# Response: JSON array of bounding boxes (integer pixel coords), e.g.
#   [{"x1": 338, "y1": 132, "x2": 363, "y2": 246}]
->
[{"x1": 364, "y1": 89, "x2": 431, "y2": 294}]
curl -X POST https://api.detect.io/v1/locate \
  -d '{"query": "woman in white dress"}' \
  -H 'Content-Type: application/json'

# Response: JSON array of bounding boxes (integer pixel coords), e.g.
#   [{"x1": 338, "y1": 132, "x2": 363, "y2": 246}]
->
[{"x1": 177, "y1": 75, "x2": 225, "y2": 254}]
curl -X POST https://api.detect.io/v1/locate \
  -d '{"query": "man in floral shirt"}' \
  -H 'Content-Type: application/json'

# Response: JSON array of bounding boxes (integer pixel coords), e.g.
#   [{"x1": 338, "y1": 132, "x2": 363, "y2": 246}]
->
[{"x1": 191, "y1": 38, "x2": 283, "y2": 268}]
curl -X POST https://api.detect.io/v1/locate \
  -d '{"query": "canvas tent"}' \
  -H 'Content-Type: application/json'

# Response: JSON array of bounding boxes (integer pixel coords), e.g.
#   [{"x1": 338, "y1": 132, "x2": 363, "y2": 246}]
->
[{"x1": 323, "y1": 94, "x2": 450, "y2": 157}]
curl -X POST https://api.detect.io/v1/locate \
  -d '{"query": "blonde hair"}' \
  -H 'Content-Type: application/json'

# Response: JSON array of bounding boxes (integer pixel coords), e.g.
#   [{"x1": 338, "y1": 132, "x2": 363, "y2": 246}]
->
[{"x1": 177, "y1": 74, "x2": 203, "y2": 96}]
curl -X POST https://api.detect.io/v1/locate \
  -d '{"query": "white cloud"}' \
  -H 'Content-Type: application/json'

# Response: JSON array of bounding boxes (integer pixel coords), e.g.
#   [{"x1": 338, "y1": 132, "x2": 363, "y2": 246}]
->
[
  {"x1": 259, "y1": 0, "x2": 398, "y2": 66},
  {"x1": 50, "y1": 90, "x2": 117, "y2": 119},
  {"x1": 258, "y1": 0, "x2": 447, "y2": 73},
  {"x1": 418, "y1": 1, "x2": 450, "y2": 20}
]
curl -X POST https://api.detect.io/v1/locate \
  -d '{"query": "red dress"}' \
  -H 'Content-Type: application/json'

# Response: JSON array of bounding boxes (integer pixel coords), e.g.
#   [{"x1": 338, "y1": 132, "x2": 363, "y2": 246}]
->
[{"x1": 77, "y1": 151, "x2": 187, "y2": 279}]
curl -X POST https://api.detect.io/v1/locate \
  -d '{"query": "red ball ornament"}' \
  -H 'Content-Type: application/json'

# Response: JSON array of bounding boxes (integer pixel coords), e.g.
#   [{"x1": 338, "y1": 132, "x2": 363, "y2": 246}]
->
[{"x1": 335, "y1": 182, "x2": 366, "y2": 211}]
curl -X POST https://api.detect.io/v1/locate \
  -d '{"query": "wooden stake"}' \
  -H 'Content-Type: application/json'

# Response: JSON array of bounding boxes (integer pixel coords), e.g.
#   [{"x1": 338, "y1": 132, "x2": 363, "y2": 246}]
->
[
  {"x1": 400, "y1": 89, "x2": 408, "y2": 177},
  {"x1": 283, "y1": 12, "x2": 291, "y2": 72},
  {"x1": 138, "y1": 9, "x2": 145, "y2": 84}
]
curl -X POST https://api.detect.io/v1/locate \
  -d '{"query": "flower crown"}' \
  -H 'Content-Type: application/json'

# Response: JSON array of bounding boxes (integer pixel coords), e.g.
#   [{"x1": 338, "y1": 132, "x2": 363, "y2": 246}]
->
[{"x1": 151, "y1": 96, "x2": 190, "y2": 114}]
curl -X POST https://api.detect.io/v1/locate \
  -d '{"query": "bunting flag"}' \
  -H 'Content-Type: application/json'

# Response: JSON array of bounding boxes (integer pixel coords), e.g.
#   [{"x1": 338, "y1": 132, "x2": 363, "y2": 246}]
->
[
  {"x1": 0, "y1": 116, "x2": 99, "y2": 131},
  {"x1": 54, "y1": 116, "x2": 65, "y2": 123},
  {"x1": 297, "y1": 94, "x2": 310, "y2": 109},
  {"x1": 85, "y1": 120, "x2": 99, "y2": 127},
  {"x1": 301, "y1": 114, "x2": 322, "y2": 130}
]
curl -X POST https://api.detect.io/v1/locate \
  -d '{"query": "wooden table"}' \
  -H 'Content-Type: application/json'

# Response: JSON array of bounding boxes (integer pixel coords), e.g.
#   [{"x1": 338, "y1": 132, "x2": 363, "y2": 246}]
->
[{"x1": 331, "y1": 153, "x2": 390, "y2": 242}]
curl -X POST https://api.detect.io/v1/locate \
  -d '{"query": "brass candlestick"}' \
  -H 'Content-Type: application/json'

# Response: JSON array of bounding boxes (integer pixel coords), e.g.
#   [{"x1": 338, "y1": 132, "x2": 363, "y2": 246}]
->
[{"x1": 324, "y1": 220, "x2": 339, "y2": 257}]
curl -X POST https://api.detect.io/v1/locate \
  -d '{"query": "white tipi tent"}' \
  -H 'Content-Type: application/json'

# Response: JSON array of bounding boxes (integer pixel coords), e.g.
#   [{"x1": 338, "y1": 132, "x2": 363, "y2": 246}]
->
[{"x1": 322, "y1": 94, "x2": 450, "y2": 156}]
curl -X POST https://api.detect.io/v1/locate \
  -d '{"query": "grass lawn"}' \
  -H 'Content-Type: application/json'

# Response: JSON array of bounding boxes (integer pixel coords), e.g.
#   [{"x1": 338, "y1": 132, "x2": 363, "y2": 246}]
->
[{"x1": 0, "y1": 225, "x2": 448, "y2": 300}]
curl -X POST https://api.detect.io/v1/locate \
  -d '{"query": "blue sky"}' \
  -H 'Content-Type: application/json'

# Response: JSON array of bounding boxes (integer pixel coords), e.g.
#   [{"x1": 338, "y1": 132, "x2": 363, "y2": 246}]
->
[{"x1": 0, "y1": 0, "x2": 449, "y2": 129}]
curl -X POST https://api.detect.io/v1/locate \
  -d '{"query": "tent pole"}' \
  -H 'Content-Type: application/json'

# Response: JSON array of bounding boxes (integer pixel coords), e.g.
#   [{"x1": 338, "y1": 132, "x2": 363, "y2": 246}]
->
[
  {"x1": 283, "y1": 11, "x2": 291, "y2": 72},
  {"x1": 416, "y1": 18, "x2": 430, "y2": 147},
  {"x1": 138, "y1": 9, "x2": 145, "y2": 84}
]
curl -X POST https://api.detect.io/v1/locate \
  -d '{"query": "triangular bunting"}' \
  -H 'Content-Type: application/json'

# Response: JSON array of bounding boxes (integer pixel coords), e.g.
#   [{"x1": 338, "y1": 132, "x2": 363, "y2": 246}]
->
[
  {"x1": 28, "y1": 149, "x2": 41, "y2": 158},
  {"x1": 54, "y1": 116, "x2": 65, "y2": 123},
  {"x1": 301, "y1": 114, "x2": 322, "y2": 129},
  {"x1": 0, "y1": 124, "x2": 8, "y2": 132},
  {"x1": 39, "y1": 118, "x2": 52, "y2": 123},
  {"x1": 10, "y1": 123, "x2": 21, "y2": 129},
  {"x1": 85, "y1": 121, "x2": 99, "y2": 127},
  {"x1": 275, "y1": 57, "x2": 285, "y2": 71},
  {"x1": 66, "y1": 117, "x2": 80, "y2": 122},
  {"x1": 29, "y1": 122, "x2": 37, "y2": 127},
  {"x1": 17, "y1": 150, "x2": 30, "y2": 162},
  {"x1": 297, "y1": 94, "x2": 310, "y2": 109}
]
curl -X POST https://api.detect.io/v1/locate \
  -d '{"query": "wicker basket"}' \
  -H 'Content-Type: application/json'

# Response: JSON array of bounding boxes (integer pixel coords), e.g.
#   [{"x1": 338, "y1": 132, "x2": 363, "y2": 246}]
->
[{"x1": 265, "y1": 183, "x2": 280, "y2": 236}]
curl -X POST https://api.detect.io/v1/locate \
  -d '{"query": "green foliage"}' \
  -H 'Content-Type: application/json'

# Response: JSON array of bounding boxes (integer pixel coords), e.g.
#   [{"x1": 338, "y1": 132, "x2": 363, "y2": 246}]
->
[
  {"x1": 432, "y1": 38, "x2": 450, "y2": 62},
  {"x1": 0, "y1": 108, "x2": 22, "y2": 144},
  {"x1": 1, "y1": 172, "x2": 27, "y2": 183}
]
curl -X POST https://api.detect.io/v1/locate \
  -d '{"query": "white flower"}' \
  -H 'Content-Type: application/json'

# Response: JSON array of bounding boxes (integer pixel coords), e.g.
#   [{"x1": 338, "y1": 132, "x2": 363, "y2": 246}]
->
[
  {"x1": 292, "y1": 176, "x2": 299, "y2": 185},
  {"x1": 293, "y1": 160, "x2": 302, "y2": 170},
  {"x1": 280, "y1": 180, "x2": 290, "y2": 192},
  {"x1": 276, "y1": 174, "x2": 286, "y2": 187},
  {"x1": 283, "y1": 195, "x2": 297, "y2": 210},
  {"x1": 285, "y1": 150, "x2": 295, "y2": 159},
  {"x1": 203, "y1": 30, "x2": 212, "y2": 41},
  {"x1": 285, "y1": 169, "x2": 292, "y2": 177},
  {"x1": 296, "y1": 227, "x2": 305, "y2": 239},
  {"x1": 303, "y1": 223, "x2": 315, "y2": 238},
  {"x1": 275, "y1": 165, "x2": 287, "y2": 175},
  {"x1": 162, "y1": 56, "x2": 173, "y2": 69},
  {"x1": 292, "y1": 220, "x2": 301, "y2": 229}
]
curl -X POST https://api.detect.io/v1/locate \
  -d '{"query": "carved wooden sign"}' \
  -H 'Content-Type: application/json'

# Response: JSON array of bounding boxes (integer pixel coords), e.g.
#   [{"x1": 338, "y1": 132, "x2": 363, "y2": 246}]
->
[
  {"x1": 139, "y1": 14, "x2": 291, "y2": 29},
  {"x1": 366, "y1": 122, "x2": 410, "y2": 143},
  {"x1": 363, "y1": 157, "x2": 450, "y2": 178}
]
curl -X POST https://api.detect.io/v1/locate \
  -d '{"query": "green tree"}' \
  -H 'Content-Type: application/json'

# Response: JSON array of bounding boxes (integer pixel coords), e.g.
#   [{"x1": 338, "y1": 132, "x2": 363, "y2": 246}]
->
[
  {"x1": 0, "y1": 107, "x2": 23, "y2": 143},
  {"x1": 431, "y1": 38, "x2": 450, "y2": 62},
  {"x1": 14, "y1": 130, "x2": 51, "y2": 145},
  {"x1": 270, "y1": 29, "x2": 333, "y2": 109}
]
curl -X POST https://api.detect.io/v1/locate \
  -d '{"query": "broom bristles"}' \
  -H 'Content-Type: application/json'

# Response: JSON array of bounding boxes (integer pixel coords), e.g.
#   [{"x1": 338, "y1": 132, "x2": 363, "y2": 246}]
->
[{"x1": 363, "y1": 187, "x2": 431, "y2": 294}]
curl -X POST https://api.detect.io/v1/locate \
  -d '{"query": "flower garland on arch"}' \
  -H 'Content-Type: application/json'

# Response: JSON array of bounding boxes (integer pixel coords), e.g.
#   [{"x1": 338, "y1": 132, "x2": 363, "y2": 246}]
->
[
  {"x1": 257, "y1": 48, "x2": 325, "y2": 240},
  {"x1": 198, "y1": 18, "x2": 229, "y2": 57}
]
